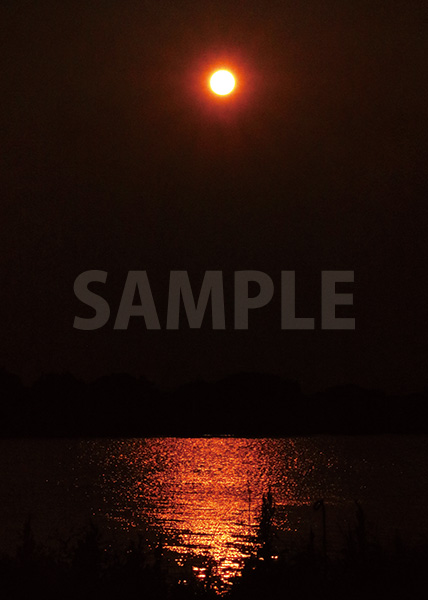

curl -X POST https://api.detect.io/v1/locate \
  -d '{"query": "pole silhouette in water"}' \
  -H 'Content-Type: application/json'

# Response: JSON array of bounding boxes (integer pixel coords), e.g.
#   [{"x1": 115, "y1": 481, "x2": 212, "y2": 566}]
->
[
  {"x1": 259, "y1": 486, "x2": 275, "y2": 558},
  {"x1": 313, "y1": 499, "x2": 327, "y2": 555}
]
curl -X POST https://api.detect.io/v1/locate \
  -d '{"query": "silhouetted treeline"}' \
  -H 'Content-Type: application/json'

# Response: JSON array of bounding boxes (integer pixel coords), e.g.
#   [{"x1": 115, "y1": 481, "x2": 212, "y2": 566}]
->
[{"x1": 0, "y1": 368, "x2": 427, "y2": 437}]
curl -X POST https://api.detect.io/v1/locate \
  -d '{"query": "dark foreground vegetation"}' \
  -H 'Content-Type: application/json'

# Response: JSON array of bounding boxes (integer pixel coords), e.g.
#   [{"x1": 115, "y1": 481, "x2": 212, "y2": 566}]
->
[
  {"x1": 1, "y1": 368, "x2": 428, "y2": 437},
  {"x1": 1, "y1": 499, "x2": 427, "y2": 600}
]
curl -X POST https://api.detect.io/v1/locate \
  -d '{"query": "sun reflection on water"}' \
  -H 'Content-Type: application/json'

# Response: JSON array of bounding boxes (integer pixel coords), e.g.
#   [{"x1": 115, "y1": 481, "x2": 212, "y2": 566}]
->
[{"x1": 81, "y1": 437, "x2": 339, "y2": 589}]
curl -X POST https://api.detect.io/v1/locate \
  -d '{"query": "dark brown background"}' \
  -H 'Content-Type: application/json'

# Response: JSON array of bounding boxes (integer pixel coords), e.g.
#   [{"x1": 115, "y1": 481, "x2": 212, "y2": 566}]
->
[{"x1": 1, "y1": 0, "x2": 427, "y2": 393}]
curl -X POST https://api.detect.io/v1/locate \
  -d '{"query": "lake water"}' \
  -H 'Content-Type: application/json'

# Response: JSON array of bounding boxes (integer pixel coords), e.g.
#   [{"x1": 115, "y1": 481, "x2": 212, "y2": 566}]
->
[{"x1": 1, "y1": 436, "x2": 427, "y2": 588}]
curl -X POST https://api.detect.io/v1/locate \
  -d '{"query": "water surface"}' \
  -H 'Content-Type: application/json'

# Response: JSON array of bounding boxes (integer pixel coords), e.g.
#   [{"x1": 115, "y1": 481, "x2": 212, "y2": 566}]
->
[{"x1": 1, "y1": 436, "x2": 427, "y2": 586}]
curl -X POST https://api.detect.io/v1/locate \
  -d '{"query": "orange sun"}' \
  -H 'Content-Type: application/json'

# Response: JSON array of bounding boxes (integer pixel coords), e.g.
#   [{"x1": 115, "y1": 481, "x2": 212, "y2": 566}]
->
[{"x1": 210, "y1": 70, "x2": 236, "y2": 95}]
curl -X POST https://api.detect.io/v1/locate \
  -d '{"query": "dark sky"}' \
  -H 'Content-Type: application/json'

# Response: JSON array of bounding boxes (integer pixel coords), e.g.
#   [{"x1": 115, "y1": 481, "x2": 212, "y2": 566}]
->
[{"x1": 1, "y1": 0, "x2": 427, "y2": 392}]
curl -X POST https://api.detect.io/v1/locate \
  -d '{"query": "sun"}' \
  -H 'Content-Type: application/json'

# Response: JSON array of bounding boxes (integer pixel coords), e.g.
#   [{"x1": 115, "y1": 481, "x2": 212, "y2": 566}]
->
[{"x1": 210, "y1": 70, "x2": 236, "y2": 96}]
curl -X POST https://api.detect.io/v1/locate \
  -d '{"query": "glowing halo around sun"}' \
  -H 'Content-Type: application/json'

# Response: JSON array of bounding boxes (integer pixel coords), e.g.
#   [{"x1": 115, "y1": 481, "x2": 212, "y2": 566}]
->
[{"x1": 210, "y1": 70, "x2": 236, "y2": 95}]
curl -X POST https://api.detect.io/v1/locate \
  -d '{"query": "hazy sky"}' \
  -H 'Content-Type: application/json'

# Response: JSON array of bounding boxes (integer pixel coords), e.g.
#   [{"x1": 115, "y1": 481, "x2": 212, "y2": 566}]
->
[{"x1": 1, "y1": 1, "x2": 427, "y2": 392}]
